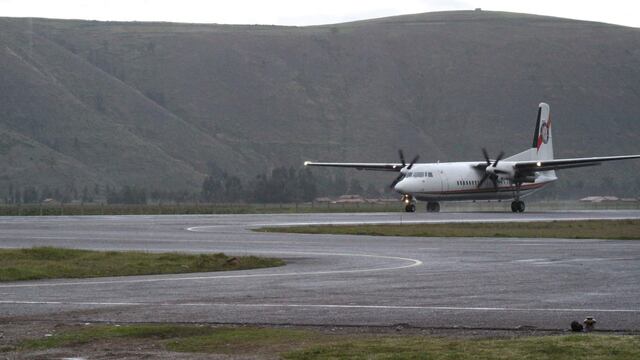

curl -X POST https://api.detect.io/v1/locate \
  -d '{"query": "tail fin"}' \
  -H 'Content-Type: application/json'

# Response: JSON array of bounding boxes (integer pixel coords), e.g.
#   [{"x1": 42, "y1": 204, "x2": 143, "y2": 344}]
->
[
  {"x1": 532, "y1": 102, "x2": 554, "y2": 160},
  {"x1": 505, "y1": 102, "x2": 555, "y2": 162}
]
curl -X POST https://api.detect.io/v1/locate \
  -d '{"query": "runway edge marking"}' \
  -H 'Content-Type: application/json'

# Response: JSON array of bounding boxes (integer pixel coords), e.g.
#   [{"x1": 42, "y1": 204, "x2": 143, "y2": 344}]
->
[{"x1": 1, "y1": 300, "x2": 638, "y2": 313}]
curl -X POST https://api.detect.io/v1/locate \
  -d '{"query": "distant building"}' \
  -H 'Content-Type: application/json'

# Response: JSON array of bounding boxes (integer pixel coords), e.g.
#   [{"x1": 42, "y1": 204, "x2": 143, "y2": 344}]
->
[{"x1": 332, "y1": 195, "x2": 366, "y2": 204}]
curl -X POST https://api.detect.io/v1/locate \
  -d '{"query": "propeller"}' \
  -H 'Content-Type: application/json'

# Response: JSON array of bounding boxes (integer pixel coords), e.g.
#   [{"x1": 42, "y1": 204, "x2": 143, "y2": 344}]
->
[
  {"x1": 477, "y1": 148, "x2": 505, "y2": 190},
  {"x1": 390, "y1": 150, "x2": 420, "y2": 188},
  {"x1": 398, "y1": 149, "x2": 406, "y2": 167}
]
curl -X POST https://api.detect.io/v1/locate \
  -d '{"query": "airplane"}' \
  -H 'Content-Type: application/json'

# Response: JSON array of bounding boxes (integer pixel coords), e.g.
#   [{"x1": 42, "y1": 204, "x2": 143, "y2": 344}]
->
[{"x1": 304, "y1": 103, "x2": 640, "y2": 213}]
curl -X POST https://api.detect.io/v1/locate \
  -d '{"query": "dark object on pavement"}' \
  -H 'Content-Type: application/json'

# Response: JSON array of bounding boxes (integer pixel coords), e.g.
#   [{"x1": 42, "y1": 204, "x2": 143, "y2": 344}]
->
[
  {"x1": 570, "y1": 321, "x2": 584, "y2": 332},
  {"x1": 584, "y1": 316, "x2": 596, "y2": 332}
]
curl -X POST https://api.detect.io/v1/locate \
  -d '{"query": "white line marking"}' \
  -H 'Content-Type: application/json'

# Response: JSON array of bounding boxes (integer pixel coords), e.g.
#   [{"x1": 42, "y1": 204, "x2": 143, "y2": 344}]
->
[
  {"x1": 0, "y1": 252, "x2": 422, "y2": 288},
  {"x1": 1, "y1": 300, "x2": 638, "y2": 313},
  {"x1": 186, "y1": 216, "x2": 640, "y2": 233}
]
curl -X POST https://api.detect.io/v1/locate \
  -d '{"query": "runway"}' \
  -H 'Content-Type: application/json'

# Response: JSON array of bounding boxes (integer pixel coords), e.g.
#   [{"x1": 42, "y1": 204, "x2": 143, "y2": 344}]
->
[{"x1": 1, "y1": 210, "x2": 639, "y2": 330}]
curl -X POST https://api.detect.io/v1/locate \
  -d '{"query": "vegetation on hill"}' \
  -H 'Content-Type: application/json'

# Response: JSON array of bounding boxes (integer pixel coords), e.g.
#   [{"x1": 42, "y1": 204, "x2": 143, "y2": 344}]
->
[{"x1": 1, "y1": 11, "x2": 639, "y2": 202}]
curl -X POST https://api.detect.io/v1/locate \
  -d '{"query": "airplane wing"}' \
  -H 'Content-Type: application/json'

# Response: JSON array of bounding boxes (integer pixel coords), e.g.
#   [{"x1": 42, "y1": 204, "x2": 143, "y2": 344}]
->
[
  {"x1": 304, "y1": 161, "x2": 403, "y2": 172},
  {"x1": 515, "y1": 154, "x2": 640, "y2": 173}
]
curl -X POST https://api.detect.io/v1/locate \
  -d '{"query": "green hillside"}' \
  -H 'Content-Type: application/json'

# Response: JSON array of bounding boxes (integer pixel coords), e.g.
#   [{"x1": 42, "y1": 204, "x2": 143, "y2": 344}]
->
[{"x1": 1, "y1": 11, "x2": 639, "y2": 200}]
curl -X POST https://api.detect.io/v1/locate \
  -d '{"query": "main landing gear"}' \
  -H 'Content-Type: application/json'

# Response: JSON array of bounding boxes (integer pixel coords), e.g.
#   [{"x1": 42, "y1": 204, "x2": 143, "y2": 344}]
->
[
  {"x1": 426, "y1": 202, "x2": 440, "y2": 212},
  {"x1": 511, "y1": 200, "x2": 525, "y2": 213},
  {"x1": 405, "y1": 203, "x2": 416, "y2": 212},
  {"x1": 511, "y1": 181, "x2": 525, "y2": 213}
]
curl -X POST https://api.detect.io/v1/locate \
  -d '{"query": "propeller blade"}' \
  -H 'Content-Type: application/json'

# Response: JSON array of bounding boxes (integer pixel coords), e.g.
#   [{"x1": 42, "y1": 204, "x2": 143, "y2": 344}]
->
[
  {"x1": 493, "y1": 151, "x2": 505, "y2": 166},
  {"x1": 477, "y1": 173, "x2": 490, "y2": 188},
  {"x1": 398, "y1": 150, "x2": 406, "y2": 167},
  {"x1": 482, "y1": 148, "x2": 490, "y2": 165},
  {"x1": 490, "y1": 175, "x2": 499, "y2": 190},
  {"x1": 390, "y1": 173, "x2": 404, "y2": 189},
  {"x1": 407, "y1": 155, "x2": 420, "y2": 169}
]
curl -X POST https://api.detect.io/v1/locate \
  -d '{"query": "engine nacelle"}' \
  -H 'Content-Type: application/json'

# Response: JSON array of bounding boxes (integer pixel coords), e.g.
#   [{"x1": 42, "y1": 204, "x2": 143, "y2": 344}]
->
[{"x1": 487, "y1": 162, "x2": 516, "y2": 178}]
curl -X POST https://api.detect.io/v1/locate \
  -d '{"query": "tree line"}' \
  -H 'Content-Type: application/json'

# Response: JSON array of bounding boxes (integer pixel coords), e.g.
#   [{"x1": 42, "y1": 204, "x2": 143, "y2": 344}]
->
[
  {"x1": 0, "y1": 167, "x2": 383, "y2": 205},
  {"x1": 3, "y1": 167, "x2": 638, "y2": 205},
  {"x1": 200, "y1": 166, "x2": 381, "y2": 203}
]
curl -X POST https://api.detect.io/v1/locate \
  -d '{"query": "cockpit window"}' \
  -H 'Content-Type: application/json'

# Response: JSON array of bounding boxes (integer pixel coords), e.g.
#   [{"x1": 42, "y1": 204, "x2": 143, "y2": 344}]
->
[{"x1": 406, "y1": 172, "x2": 412, "y2": 177}]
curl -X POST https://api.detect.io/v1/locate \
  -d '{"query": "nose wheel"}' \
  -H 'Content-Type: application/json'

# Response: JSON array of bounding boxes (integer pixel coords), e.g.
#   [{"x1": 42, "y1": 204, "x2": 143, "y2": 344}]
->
[
  {"x1": 402, "y1": 194, "x2": 416, "y2": 212},
  {"x1": 511, "y1": 200, "x2": 525, "y2": 213}
]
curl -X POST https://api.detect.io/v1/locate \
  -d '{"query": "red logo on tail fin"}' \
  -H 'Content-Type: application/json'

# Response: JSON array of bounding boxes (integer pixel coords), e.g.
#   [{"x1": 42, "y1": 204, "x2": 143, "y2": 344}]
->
[{"x1": 536, "y1": 116, "x2": 551, "y2": 152}]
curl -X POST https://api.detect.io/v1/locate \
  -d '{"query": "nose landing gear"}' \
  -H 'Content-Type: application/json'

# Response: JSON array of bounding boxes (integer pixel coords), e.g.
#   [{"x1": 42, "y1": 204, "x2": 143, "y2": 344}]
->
[
  {"x1": 405, "y1": 203, "x2": 416, "y2": 212},
  {"x1": 402, "y1": 194, "x2": 416, "y2": 212}
]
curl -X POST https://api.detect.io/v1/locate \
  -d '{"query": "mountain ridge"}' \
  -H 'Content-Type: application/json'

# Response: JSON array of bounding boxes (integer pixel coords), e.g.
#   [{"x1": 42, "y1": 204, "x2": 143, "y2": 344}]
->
[{"x1": 1, "y1": 10, "x2": 639, "y2": 199}]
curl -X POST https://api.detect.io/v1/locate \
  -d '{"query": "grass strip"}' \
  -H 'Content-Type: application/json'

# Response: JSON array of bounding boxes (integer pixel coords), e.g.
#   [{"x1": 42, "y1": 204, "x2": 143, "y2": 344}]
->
[
  {"x1": 18, "y1": 324, "x2": 212, "y2": 350},
  {"x1": 11, "y1": 324, "x2": 640, "y2": 359},
  {"x1": 0, "y1": 247, "x2": 284, "y2": 281},
  {"x1": 284, "y1": 333, "x2": 640, "y2": 359},
  {"x1": 259, "y1": 219, "x2": 640, "y2": 240}
]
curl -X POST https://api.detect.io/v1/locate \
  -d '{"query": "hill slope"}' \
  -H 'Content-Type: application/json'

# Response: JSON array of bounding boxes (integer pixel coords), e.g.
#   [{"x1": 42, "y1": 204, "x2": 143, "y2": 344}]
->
[{"x1": 1, "y1": 11, "x2": 639, "y2": 199}]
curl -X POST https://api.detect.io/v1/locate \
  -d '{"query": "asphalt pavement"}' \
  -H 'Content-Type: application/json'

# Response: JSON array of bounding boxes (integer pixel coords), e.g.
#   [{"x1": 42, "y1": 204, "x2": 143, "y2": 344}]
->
[{"x1": 1, "y1": 210, "x2": 639, "y2": 330}]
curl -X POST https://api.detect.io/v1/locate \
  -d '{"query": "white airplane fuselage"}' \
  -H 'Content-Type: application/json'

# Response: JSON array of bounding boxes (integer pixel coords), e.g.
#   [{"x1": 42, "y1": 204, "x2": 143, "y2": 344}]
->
[{"x1": 393, "y1": 162, "x2": 557, "y2": 202}]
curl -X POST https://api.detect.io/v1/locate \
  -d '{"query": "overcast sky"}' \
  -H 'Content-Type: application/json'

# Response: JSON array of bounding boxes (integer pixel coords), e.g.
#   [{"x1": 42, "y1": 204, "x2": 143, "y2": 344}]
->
[{"x1": 0, "y1": 0, "x2": 638, "y2": 28}]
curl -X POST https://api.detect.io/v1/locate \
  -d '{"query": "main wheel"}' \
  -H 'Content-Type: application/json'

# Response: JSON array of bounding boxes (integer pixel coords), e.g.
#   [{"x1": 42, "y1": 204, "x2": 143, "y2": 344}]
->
[
  {"x1": 405, "y1": 203, "x2": 416, "y2": 213},
  {"x1": 517, "y1": 201, "x2": 525, "y2": 213},
  {"x1": 511, "y1": 200, "x2": 525, "y2": 213},
  {"x1": 427, "y1": 202, "x2": 440, "y2": 212}
]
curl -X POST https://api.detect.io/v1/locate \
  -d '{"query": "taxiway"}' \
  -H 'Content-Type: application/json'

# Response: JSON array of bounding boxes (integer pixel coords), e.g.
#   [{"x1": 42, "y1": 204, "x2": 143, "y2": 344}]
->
[{"x1": 1, "y1": 211, "x2": 639, "y2": 330}]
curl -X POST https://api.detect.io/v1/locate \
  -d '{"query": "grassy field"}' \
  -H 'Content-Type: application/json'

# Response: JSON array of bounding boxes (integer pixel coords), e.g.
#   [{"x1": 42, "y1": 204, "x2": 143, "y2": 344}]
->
[
  {"x1": 0, "y1": 247, "x2": 284, "y2": 281},
  {"x1": 260, "y1": 219, "x2": 640, "y2": 240},
  {"x1": 0, "y1": 200, "x2": 638, "y2": 216},
  {"x1": 7, "y1": 324, "x2": 640, "y2": 359}
]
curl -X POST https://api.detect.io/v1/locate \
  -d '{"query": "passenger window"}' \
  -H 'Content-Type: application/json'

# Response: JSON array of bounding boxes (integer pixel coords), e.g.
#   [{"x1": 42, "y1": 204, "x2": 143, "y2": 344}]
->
[
  {"x1": 415, "y1": 172, "x2": 424, "y2": 177},
  {"x1": 427, "y1": 172, "x2": 433, "y2": 177}
]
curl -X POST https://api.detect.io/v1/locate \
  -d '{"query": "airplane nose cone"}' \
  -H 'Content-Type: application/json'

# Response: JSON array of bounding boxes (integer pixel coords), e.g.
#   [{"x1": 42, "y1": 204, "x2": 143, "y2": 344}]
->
[{"x1": 394, "y1": 179, "x2": 408, "y2": 194}]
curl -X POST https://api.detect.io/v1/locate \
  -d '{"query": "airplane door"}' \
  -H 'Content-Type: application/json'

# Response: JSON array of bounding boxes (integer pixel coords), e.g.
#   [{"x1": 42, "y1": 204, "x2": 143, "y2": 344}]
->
[{"x1": 437, "y1": 166, "x2": 449, "y2": 192}]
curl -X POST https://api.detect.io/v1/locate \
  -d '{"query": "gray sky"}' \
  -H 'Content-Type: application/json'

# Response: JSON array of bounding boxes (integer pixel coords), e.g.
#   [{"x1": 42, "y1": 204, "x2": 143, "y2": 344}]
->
[{"x1": 0, "y1": 0, "x2": 638, "y2": 28}]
